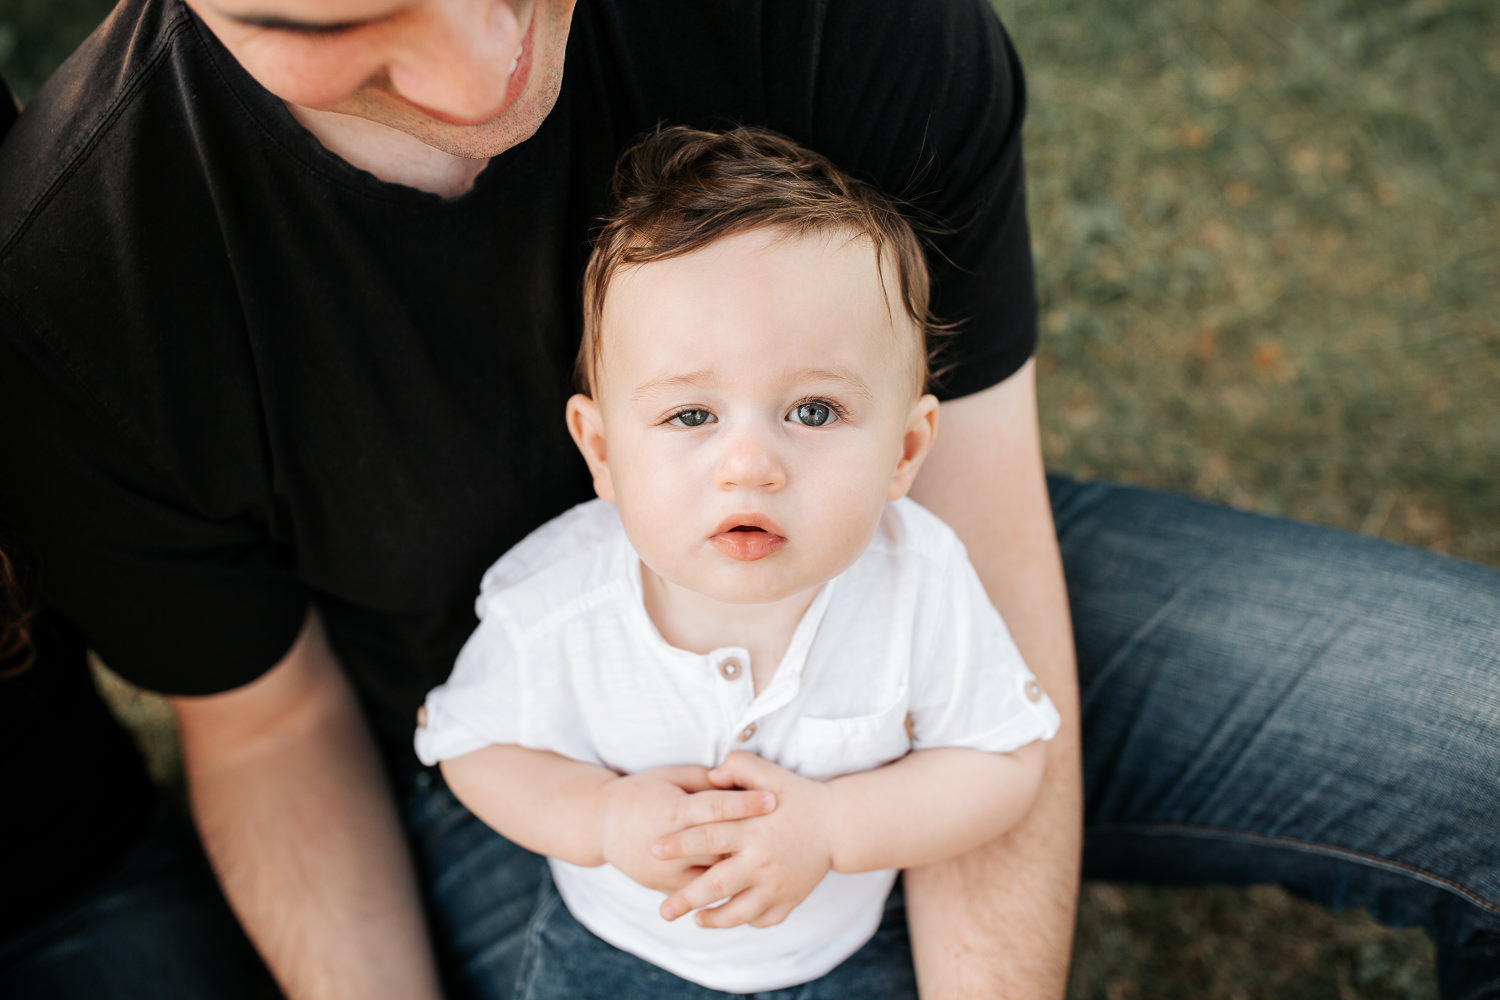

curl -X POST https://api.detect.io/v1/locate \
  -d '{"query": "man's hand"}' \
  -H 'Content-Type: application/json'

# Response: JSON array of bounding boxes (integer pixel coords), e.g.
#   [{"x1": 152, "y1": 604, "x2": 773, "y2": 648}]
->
[
  {"x1": 600, "y1": 765, "x2": 777, "y2": 895},
  {"x1": 652, "y1": 751, "x2": 833, "y2": 929}
]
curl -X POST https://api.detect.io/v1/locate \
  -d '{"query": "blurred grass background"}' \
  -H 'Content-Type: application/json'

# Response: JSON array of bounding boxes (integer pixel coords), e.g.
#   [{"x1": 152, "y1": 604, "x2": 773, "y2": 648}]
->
[{"x1": 5, "y1": 0, "x2": 1495, "y2": 996}]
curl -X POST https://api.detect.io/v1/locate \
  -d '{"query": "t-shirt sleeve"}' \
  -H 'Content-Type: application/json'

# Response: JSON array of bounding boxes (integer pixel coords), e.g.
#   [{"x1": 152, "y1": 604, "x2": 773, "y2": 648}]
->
[
  {"x1": 414, "y1": 608, "x2": 530, "y2": 766},
  {"x1": 906, "y1": 523, "x2": 1060, "y2": 754},
  {"x1": 0, "y1": 317, "x2": 310, "y2": 695},
  {"x1": 414, "y1": 589, "x2": 595, "y2": 768},
  {"x1": 779, "y1": 0, "x2": 1039, "y2": 398}
]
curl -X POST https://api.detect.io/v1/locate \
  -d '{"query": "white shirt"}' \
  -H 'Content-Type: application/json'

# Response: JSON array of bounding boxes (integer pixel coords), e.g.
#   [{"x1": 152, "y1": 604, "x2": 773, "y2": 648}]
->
[{"x1": 416, "y1": 497, "x2": 1059, "y2": 992}]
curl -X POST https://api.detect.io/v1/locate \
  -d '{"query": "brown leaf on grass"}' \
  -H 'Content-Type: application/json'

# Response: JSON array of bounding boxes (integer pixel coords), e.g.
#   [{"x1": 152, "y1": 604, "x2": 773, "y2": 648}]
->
[
  {"x1": 1252, "y1": 342, "x2": 1283, "y2": 370},
  {"x1": 1291, "y1": 147, "x2": 1321, "y2": 176},
  {"x1": 1225, "y1": 181, "x2": 1254, "y2": 205},
  {"x1": 1195, "y1": 319, "x2": 1222, "y2": 362},
  {"x1": 1180, "y1": 122, "x2": 1209, "y2": 149},
  {"x1": 1198, "y1": 217, "x2": 1235, "y2": 250}
]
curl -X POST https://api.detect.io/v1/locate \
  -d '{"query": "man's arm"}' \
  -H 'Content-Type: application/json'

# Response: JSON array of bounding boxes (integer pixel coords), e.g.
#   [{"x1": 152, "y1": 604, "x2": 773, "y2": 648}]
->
[
  {"x1": 171, "y1": 610, "x2": 444, "y2": 1000},
  {"x1": 904, "y1": 359, "x2": 1083, "y2": 999}
]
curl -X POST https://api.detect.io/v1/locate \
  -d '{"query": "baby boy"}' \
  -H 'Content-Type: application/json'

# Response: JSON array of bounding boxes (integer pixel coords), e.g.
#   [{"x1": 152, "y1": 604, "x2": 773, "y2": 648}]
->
[{"x1": 415, "y1": 126, "x2": 1059, "y2": 998}]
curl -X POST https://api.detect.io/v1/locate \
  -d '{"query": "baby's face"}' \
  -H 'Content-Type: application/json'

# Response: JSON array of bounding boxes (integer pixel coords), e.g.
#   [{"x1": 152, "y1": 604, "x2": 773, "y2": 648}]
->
[{"x1": 569, "y1": 226, "x2": 937, "y2": 607}]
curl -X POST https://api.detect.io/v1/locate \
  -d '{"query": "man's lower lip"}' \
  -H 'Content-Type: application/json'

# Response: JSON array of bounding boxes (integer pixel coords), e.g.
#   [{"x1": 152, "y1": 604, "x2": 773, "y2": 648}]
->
[{"x1": 711, "y1": 531, "x2": 787, "y2": 562}]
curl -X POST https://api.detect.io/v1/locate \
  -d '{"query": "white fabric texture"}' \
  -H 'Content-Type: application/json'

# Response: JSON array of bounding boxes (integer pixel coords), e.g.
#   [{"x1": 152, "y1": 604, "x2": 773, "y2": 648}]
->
[{"x1": 415, "y1": 497, "x2": 1059, "y2": 992}]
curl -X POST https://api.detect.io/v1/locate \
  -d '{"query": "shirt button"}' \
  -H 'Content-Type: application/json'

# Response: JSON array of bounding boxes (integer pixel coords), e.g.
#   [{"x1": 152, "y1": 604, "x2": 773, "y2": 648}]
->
[
  {"x1": 738, "y1": 722, "x2": 757, "y2": 742},
  {"x1": 1025, "y1": 679, "x2": 1044, "y2": 703},
  {"x1": 718, "y1": 658, "x2": 743, "y2": 681},
  {"x1": 416, "y1": 705, "x2": 429, "y2": 729}
]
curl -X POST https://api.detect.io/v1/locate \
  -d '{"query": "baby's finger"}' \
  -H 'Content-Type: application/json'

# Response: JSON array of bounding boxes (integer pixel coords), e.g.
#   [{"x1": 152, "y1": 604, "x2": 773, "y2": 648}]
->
[
  {"x1": 749, "y1": 902, "x2": 794, "y2": 929},
  {"x1": 653, "y1": 818, "x2": 744, "y2": 861},
  {"x1": 659, "y1": 860, "x2": 749, "y2": 922},
  {"x1": 671, "y1": 789, "x2": 775, "y2": 831},
  {"x1": 656, "y1": 765, "x2": 716, "y2": 793},
  {"x1": 692, "y1": 889, "x2": 770, "y2": 930}
]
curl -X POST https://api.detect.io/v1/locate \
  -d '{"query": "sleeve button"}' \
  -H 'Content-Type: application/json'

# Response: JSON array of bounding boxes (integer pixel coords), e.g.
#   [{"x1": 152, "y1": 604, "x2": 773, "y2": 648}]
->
[{"x1": 737, "y1": 722, "x2": 757, "y2": 742}]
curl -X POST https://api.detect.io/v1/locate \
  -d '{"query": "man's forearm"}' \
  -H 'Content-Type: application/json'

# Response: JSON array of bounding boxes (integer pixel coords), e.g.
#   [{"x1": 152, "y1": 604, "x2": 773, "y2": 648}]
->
[
  {"x1": 173, "y1": 612, "x2": 444, "y2": 1000},
  {"x1": 906, "y1": 362, "x2": 1082, "y2": 998},
  {"x1": 904, "y1": 748, "x2": 1081, "y2": 999}
]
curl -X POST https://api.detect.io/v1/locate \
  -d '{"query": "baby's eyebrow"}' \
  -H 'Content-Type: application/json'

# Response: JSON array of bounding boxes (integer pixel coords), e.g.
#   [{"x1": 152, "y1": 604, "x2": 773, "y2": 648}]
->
[
  {"x1": 630, "y1": 370, "x2": 715, "y2": 402},
  {"x1": 790, "y1": 367, "x2": 874, "y2": 400}
]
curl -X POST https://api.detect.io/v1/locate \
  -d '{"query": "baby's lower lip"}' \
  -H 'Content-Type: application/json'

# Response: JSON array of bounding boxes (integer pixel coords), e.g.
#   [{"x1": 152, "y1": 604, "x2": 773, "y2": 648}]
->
[{"x1": 711, "y1": 528, "x2": 787, "y2": 562}]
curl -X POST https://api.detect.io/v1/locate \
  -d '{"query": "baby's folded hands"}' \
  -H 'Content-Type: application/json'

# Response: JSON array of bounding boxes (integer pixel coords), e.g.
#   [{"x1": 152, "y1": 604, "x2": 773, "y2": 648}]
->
[
  {"x1": 653, "y1": 752, "x2": 835, "y2": 930},
  {"x1": 599, "y1": 764, "x2": 776, "y2": 895}
]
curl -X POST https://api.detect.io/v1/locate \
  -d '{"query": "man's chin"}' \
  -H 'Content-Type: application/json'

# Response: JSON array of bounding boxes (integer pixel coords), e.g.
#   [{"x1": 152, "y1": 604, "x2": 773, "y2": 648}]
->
[{"x1": 330, "y1": 67, "x2": 563, "y2": 162}]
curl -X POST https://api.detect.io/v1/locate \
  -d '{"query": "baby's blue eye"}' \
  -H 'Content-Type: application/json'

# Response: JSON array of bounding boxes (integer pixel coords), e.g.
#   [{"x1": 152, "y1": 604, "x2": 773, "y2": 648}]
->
[
  {"x1": 669, "y1": 408, "x2": 714, "y2": 427},
  {"x1": 791, "y1": 402, "x2": 833, "y2": 427}
]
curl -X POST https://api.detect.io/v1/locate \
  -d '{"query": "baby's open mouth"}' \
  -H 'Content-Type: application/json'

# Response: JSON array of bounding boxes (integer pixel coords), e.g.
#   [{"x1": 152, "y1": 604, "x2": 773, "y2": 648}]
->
[{"x1": 711, "y1": 519, "x2": 786, "y2": 561}]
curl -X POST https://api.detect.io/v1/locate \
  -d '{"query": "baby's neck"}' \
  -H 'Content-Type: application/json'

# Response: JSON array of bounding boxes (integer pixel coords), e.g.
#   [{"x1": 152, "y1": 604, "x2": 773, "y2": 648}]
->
[{"x1": 639, "y1": 566, "x2": 819, "y2": 694}]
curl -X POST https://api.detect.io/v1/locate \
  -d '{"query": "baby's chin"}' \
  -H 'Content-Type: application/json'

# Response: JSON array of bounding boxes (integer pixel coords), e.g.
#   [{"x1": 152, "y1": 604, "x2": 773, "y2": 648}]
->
[{"x1": 644, "y1": 561, "x2": 810, "y2": 609}]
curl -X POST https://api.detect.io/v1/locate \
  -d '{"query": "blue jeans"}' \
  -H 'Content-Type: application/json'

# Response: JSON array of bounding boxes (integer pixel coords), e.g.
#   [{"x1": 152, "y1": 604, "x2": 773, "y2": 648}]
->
[
  {"x1": 0, "y1": 792, "x2": 280, "y2": 1000},
  {"x1": 403, "y1": 476, "x2": 1500, "y2": 1000},
  {"x1": 509, "y1": 872, "x2": 915, "y2": 1000}
]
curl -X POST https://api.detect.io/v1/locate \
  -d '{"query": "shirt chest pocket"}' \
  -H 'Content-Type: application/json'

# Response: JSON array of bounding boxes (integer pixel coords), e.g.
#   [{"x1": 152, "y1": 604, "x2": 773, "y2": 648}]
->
[{"x1": 792, "y1": 694, "x2": 912, "y2": 782}]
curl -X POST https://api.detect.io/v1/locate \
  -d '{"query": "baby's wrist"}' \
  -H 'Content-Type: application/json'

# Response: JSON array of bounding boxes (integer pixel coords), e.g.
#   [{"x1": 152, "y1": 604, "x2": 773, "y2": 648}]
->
[
  {"x1": 583, "y1": 772, "x2": 627, "y2": 867},
  {"x1": 822, "y1": 779, "x2": 855, "y2": 874}
]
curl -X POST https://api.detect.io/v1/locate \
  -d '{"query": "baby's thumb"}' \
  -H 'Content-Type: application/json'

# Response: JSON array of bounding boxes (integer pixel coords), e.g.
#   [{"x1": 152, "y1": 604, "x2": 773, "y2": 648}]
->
[{"x1": 710, "y1": 750, "x2": 766, "y2": 789}]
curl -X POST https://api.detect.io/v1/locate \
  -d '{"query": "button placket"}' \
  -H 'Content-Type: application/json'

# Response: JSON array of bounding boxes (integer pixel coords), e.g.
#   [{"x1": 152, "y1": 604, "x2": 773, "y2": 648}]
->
[{"x1": 710, "y1": 650, "x2": 754, "y2": 753}]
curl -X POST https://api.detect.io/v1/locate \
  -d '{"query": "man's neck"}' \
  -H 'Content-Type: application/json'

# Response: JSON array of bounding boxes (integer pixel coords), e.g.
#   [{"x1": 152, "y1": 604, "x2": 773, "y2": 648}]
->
[
  {"x1": 286, "y1": 103, "x2": 489, "y2": 198},
  {"x1": 640, "y1": 566, "x2": 820, "y2": 695}
]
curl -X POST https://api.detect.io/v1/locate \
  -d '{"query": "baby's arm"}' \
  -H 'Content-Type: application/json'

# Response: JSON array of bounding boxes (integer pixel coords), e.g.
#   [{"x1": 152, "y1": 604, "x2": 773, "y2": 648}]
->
[
  {"x1": 653, "y1": 744, "x2": 1045, "y2": 928},
  {"x1": 825, "y1": 743, "x2": 1046, "y2": 872},
  {"x1": 440, "y1": 745, "x2": 776, "y2": 893}
]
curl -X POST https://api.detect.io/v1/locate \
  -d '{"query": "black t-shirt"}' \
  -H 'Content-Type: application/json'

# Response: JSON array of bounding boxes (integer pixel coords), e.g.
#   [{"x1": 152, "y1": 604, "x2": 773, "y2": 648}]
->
[
  {"x1": 0, "y1": 605, "x2": 155, "y2": 937},
  {"x1": 0, "y1": 0, "x2": 1037, "y2": 763},
  {"x1": 1, "y1": 66, "x2": 155, "y2": 937}
]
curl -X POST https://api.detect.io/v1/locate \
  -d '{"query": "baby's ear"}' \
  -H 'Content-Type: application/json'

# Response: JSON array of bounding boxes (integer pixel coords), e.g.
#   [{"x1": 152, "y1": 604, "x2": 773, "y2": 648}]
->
[
  {"x1": 565, "y1": 394, "x2": 615, "y2": 502},
  {"x1": 888, "y1": 394, "x2": 940, "y2": 500}
]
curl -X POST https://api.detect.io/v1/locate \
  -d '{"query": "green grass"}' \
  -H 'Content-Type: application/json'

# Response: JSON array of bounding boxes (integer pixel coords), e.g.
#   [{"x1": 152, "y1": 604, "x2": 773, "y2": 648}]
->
[
  {"x1": 10, "y1": 0, "x2": 1497, "y2": 995},
  {"x1": 1010, "y1": 0, "x2": 1499, "y2": 569},
  {"x1": 999, "y1": 0, "x2": 1497, "y2": 993}
]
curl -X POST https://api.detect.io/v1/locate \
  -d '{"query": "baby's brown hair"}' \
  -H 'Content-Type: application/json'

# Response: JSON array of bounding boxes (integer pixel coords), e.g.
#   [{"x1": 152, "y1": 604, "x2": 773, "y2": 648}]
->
[{"x1": 579, "y1": 125, "x2": 936, "y2": 396}]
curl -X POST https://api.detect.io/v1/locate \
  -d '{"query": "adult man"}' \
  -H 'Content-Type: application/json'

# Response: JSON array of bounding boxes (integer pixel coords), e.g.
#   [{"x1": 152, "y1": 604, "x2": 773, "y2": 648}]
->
[{"x1": 0, "y1": 2, "x2": 1495, "y2": 999}]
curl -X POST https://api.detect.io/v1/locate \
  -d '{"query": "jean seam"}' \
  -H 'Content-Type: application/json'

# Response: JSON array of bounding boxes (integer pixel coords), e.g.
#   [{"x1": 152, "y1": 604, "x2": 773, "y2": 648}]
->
[
  {"x1": 1093, "y1": 821, "x2": 1500, "y2": 915},
  {"x1": 514, "y1": 881, "x2": 563, "y2": 1000}
]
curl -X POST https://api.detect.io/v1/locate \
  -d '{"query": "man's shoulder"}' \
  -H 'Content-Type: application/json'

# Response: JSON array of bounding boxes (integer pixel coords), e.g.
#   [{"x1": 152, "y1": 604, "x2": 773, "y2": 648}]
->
[
  {"x1": 0, "y1": 0, "x2": 197, "y2": 256},
  {"x1": 0, "y1": 0, "x2": 268, "y2": 467}
]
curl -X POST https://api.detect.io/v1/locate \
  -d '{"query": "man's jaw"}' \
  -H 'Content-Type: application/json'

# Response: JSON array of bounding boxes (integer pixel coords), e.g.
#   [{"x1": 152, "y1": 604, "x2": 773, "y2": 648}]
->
[{"x1": 378, "y1": 13, "x2": 536, "y2": 129}]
